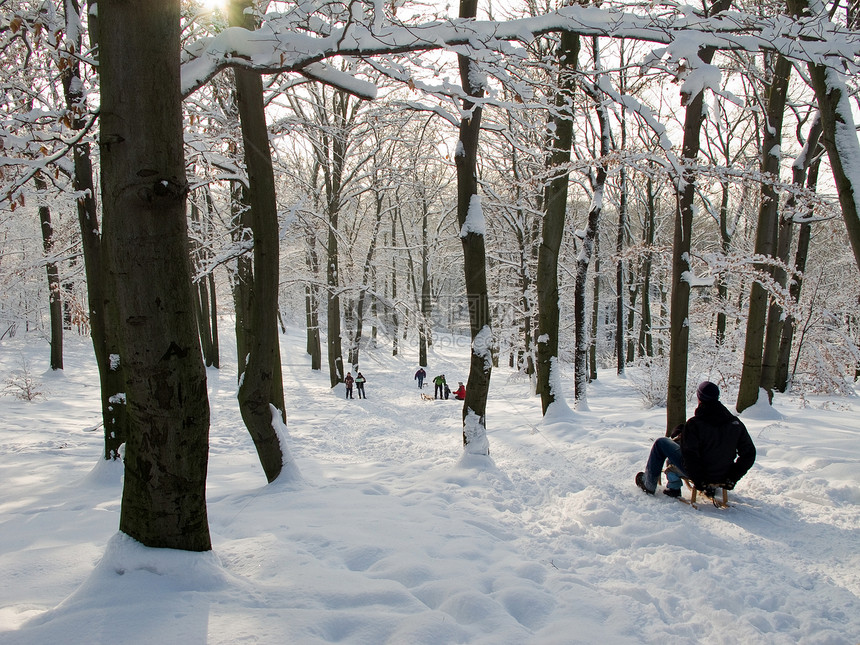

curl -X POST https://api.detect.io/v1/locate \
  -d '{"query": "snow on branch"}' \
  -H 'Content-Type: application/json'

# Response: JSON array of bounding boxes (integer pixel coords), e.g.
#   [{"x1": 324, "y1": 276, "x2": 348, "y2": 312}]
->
[{"x1": 180, "y1": 5, "x2": 860, "y2": 98}]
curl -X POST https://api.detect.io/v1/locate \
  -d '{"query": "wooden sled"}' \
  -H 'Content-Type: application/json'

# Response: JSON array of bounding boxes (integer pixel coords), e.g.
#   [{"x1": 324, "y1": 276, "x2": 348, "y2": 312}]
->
[
  {"x1": 665, "y1": 465, "x2": 730, "y2": 509},
  {"x1": 421, "y1": 393, "x2": 434, "y2": 401}
]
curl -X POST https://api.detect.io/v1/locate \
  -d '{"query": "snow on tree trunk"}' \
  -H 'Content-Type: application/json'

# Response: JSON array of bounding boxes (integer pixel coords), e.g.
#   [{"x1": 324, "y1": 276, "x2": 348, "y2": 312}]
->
[
  {"x1": 231, "y1": 60, "x2": 286, "y2": 483},
  {"x1": 36, "y1": 176, "x2": 63, "y2": 371},
  {"x1": 536, "y1": 30, "x2": 579, "y2": 415},
  {"x1": 456, "y1": 0, "x2": 491, "y2": 456},
  {"x1": 785, "y1": 0, "x2": 860, "y2": 279}
]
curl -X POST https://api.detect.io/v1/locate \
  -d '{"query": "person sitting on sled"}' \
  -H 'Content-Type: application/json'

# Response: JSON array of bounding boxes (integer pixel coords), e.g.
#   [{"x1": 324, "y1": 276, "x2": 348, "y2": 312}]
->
[{"x1": 635, "y1": 381, "x2": 756, "y2": 499}]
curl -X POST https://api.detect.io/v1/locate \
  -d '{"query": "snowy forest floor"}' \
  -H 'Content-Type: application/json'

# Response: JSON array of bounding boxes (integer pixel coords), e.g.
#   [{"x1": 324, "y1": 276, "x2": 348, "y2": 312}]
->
[{"x1": 0, "y1": 325, "x2": 858, "y2": 644}]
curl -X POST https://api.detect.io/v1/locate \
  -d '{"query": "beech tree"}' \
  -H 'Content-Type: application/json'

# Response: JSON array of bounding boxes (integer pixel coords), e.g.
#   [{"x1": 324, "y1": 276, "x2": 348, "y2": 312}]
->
[
  {"x1": 536, "y1": 30, "x2": 579, "y2": 415},
  {"x1": 99, "y1": 0, "x2": 210, "y2": 550}
]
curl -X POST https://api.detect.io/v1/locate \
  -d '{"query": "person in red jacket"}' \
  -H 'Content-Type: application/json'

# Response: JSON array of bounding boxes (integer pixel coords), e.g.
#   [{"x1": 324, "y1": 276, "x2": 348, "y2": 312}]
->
[
  {"x1": 636, "y1": 381, "x2": 756, "y2": 498},
  {"x1": 454, "y1": 382, "x2": 466, "y2": 400},
  {"x1": 344, "y1": 372, "x2": 354, "y2": 399}
]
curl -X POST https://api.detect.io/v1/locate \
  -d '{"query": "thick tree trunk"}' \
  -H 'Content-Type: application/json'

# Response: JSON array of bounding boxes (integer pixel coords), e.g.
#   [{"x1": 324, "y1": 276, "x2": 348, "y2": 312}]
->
[
  {"x1": 100, "y1": 0, "x2": 210, "y2": 551},
  {"x1": 35, "y1": 176, "x2": 63, "y2": 371},
  {"x1": 536, "y1": 30, "x2": 579, "y2": 414},
  {"x1": 456, "y1": 0, "x2": 491, "y2": 454},
  {"x1": 229, "y1": 0, "x2": 286, "y2": 483},
  {"x1": 737, "y1": 54, "x2": 792, "y2": 412},
  {"x1": 666, "y1": 0, "x2": 731, "y2": 432}
]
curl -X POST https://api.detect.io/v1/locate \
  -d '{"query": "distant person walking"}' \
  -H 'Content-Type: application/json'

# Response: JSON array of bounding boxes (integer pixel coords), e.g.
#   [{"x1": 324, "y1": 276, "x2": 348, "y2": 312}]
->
[
  {"x1": 415, "y1": 368, "x2": 426, "y2": 389},
  {"x1": 433, "y1": 374, "x2": 446, "y2": 400},
  {"x1": 355, "y1": 372, "x2": 367, "y2": 399},
  {"x1": 344, "y1": 372, "x2": 354, "y2": 399}
]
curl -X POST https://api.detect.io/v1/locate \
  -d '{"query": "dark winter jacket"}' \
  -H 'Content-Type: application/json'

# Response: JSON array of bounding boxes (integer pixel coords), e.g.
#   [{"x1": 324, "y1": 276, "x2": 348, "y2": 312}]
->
[{"x1": 679, "y1": 400, "x2": 756, "y2": 486}]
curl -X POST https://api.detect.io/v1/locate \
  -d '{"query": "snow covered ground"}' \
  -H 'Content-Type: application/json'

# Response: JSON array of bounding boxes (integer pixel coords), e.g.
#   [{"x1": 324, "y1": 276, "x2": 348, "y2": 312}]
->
[{"x1": 0, "y1": 326, "x2": 858, "y2": 644}]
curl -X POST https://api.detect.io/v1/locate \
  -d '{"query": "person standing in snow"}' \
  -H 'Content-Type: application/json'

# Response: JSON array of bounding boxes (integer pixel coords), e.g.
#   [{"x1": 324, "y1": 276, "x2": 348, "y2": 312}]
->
[
  {"x1": 636, "y1": 381, "x2": 756, "y2": 499},
  {"x1": 344, "y1": 372, "x2": 354, "y2": 400},
  {"x1": 433, "y1": 374, "x2": 446, "y2": 400},
  {"x1": 355, "y1": 372, "x2": 367, "y2": 399},
  {"x1": 415, "y1": 368, "x2": 426, "y2": 389}
]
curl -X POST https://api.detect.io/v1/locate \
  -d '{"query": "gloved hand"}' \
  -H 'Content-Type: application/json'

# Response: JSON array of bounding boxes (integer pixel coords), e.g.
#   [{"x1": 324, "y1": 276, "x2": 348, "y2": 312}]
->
[
  {"x1": 723, "y1": 479, "x2": 736, "y2": 491},
  {"x1": 703, "y1": 485, "x2": 717, "y2": 498}
]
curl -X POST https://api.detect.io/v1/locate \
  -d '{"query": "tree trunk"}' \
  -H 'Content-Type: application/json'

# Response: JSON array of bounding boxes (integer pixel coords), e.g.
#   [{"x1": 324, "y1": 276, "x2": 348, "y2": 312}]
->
[
  {"x1": 456, "y1": 0, "x2": 491, "y2": 454},
  {"x1": 419, "y1": 192, "x2": 432, "y2": 368},
  {"x1": 736, "y1": 54, "x2": 792, "y2": 412},
  {"x1": 638, "y1": 176, "x2": 655, "y2": 358},
  {"x1": 189, "y1": 195, "x2": 219, "y2": 368},
  {"x1": 715, "y1": 180, "x2": 731, "y2": 345},
  {"x1": 536, "y1": 30, "x2": 579, "y2": 414},
  {"x1": 776, "y1": 118, "x2": 823, "y2": 391},
  {"x1": 390, "y1": 216, "x2": 399, "y2": 357},
  {"x1": 666, "y1": 0, "x2": 731, "y2": 432},
  {"x1": 305, "y1": 235, "x2": 322, "y2": 370},
  {"x1": 63, "y1": 0, "x2": 127, "y2": 460},
  {"x1": 576, "y1": 61, "x2": 609, "y2": 404},
  {"x1": 100, "y1": 0, "x2": 210, "y2": 551},
  {"x1": 228, "y1": 0, "x2": 286, "y2": 482},
  {"x1": 353, "y1": 193, "x2": 385, "y2": 369},
  {"x1": 616, "y1": 166, "x2": 626, "y2": 375},
  {"x1": 327, "y1": 220, "x2": 345, "y2": 385},
  {"x1": 35, "y1": 176, "x2": 63, "y2": 371},
  {"x1": 589, "y1": 240, "x2": 600, "y2": 381},
  {"x1": 788, "y1": 0, "x2": 860, "y2": 279}
]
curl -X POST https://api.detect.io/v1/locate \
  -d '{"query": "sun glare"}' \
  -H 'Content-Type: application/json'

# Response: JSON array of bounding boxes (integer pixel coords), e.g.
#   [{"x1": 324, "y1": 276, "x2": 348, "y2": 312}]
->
[{"x1": 198, "y1": 0, "x2": 228, "y2": 12}]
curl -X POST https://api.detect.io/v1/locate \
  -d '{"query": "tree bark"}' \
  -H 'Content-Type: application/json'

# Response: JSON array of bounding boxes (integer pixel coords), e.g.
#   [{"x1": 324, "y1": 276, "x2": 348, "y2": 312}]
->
[
  {"x1": 638, "y1": 173, "x2": 655, "y2": 357},
  {"x1": 456, "y1": 0, "x2": 491, "y2": 454},
  {"x1": 787, "y1": 0, "x2": 860, "y2": 279},
  {"x1": 666, "y1": 0, "x2": 731, "y2": 432},
  {"x1": 589, "y1": 244, "x2": 600, "y2": 382},
  {"x1": 35, "y1": 175, "x2": 63, "y2": 371},
  {"x1": 63, "y1": 0, "x2": 127, "y2": 460},
  {"x1": 736, "y1": 53, "x2": 792, "y2": 412},
  {"x1": 536, "y1": 30, "x2": 579, "y2": 414},
  {"x1": 100, "y1": 0, "x2": 210, "y2": 550},
  {"x1": 715, "y1": 180, "x2": 731, "y2": 345},
  {"x1": 576, "y1": 61, "x2": 609, "y2": 404},
  {"x1": 616, "y1": 150, "x2": 628, "y2": 374},
  {"x1": 228, "y1": 0, "x2": 287, "y2": 481},
  {"x1": 305, "y1": 234, "x2": 322, "y2": 370}
]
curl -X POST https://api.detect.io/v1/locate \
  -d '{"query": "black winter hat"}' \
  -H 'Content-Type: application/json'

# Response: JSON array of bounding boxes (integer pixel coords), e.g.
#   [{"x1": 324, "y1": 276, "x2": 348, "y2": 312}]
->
[{"x1": 696, "y1": 381, "x2": 720, "y2": 402}]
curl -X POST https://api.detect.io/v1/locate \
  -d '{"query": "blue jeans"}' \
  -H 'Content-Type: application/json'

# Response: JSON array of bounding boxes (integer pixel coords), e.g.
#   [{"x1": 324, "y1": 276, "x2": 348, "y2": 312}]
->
[{"x1": 643, "y1": 437, "x2": 687, "y2": 492}]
